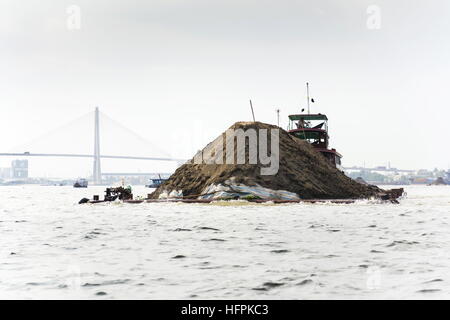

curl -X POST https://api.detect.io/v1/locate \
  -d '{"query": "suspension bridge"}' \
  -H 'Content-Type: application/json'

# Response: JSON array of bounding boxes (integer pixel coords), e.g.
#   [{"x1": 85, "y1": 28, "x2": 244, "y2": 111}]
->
[{"x1": 0, "y1": 108, "x2": 185, "y2": 183}]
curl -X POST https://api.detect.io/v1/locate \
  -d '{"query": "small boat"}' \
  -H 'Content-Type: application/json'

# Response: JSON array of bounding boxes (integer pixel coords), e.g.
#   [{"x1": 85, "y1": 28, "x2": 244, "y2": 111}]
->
[
  {"x1": 145, "y1": 174, "x2": 167, "y2": 188},
  {"x1": 73, "y1": 178, "x2": 88, "y2": 188},
  {"x1": 145, "y1": 177, "x2": 167, "y2": 188}
]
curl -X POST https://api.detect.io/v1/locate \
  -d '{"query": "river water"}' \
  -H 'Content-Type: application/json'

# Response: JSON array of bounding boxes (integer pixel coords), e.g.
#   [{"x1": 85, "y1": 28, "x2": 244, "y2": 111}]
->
[{"x1": 1, "y1": 185, "x2": 449, "y2": 299}]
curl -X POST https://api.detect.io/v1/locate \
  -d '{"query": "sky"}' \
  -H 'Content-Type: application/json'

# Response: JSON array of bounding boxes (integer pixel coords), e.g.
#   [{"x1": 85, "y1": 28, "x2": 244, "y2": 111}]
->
[{"x1": 1, "y1": 0, "x2": 450, "y2": 177}]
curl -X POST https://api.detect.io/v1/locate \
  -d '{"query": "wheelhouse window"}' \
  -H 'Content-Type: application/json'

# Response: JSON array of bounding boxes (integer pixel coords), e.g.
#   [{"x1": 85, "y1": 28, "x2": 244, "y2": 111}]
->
[{"x1": 292, "y1": 131, "x2": 327, "y2": 146}]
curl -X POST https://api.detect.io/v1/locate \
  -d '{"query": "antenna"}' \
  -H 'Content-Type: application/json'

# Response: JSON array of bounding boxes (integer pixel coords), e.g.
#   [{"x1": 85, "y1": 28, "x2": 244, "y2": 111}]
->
[
  {"x1": 249, "y1": 99, "x2": 256, "y2": 122},
  {"x1": 306, "y1": 82, "x2": 310, "y2": 114},
  {"x1": 276, "y1": 108, "x2": 280, "y2": 127}
]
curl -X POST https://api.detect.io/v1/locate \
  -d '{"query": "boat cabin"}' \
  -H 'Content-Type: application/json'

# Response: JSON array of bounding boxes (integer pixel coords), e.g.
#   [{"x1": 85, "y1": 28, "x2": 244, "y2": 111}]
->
[
  {"x1": 287, "y1": 113, "x2": 342, "y2": 169},
  {"x1": 288, "y1": 114, "x2": 329, "y2": 149}
]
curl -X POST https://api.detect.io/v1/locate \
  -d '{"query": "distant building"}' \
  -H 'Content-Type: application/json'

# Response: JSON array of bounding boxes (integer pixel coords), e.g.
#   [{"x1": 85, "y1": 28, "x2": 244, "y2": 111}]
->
[
  {"x1": 11, "y1": 160, "x2": 28, "y2": 179},
  {"x1": 0, "y1": 167, "x2": 11, "y2": 179}
]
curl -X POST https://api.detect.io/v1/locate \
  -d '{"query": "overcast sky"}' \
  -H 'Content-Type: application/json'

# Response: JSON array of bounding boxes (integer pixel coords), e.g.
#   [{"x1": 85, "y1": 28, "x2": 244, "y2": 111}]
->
[{"x1": 1, "y1": 0, "x2": 450, "y2": 177}]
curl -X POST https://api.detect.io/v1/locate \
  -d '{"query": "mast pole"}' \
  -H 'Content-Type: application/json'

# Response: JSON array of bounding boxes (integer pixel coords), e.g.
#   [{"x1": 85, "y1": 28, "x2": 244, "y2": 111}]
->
[
  {"x1": 249, "y1": 99, "x2": 256, "y2": 122},
  {"x1": 306, "y1": 82, "x2": 310, "y2": 114}
]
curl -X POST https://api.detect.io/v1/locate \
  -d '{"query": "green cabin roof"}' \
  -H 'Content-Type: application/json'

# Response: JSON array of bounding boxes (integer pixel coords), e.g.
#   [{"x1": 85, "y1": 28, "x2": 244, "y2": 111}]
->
[{"x1": 289, "y1": 114, "x2": 328, "y2": 121}]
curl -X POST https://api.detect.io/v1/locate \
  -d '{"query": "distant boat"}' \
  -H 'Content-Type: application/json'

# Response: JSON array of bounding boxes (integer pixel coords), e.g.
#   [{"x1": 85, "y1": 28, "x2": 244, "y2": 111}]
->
[
  {"x1": 0, "y1": 180, "x2": 27, "y2": 186},
  {"x1": 74, "y1": 178, "x2": 88, "y2": 188},
  {"x1": 145, "y1": 174, "x2": 167, "y2": 188},
  {"x1": 428, "y1": 177, "x2": 448, "y2": 186}
]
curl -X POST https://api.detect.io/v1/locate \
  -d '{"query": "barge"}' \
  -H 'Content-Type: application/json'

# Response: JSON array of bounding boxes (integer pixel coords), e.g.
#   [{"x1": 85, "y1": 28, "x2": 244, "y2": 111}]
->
[{"x1": 73, "y1": 178, "x2": 88, "y2": 188}]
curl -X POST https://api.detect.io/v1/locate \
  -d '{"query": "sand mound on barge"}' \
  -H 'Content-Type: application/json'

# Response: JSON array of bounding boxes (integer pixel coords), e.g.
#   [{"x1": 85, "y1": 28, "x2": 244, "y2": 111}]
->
[{"x1": 150, "y1": 122, "x2": 382, "y2": 200}]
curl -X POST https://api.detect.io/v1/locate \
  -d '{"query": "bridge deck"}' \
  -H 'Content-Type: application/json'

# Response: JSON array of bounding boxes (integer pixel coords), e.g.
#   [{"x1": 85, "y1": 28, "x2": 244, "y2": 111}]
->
[{"x1": 0, "y1": 153, "x2": 185, "y2": 162}]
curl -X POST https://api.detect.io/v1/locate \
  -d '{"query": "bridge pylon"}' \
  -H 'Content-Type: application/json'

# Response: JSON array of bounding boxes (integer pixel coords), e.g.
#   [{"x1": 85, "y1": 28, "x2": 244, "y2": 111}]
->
[{"x1": 93, "y1": 107, "x2": 102, "y2": 184}]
